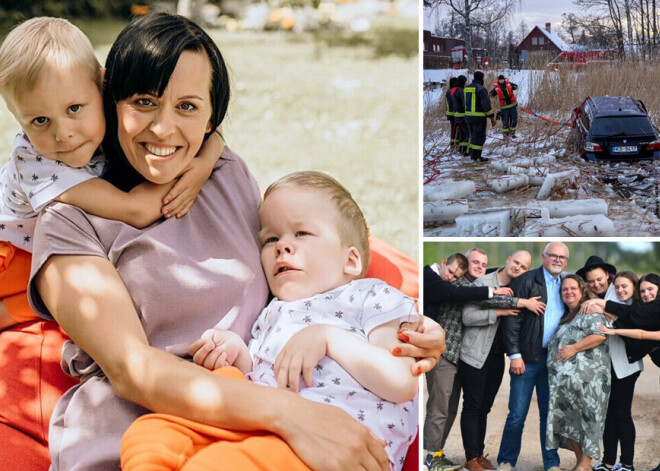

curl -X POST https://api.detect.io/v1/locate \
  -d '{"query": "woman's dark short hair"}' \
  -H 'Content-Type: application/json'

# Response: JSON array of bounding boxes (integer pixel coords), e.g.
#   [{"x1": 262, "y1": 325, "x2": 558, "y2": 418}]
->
[{"x1": 102, "y1": 13, "x2": 229, "y2": 190}]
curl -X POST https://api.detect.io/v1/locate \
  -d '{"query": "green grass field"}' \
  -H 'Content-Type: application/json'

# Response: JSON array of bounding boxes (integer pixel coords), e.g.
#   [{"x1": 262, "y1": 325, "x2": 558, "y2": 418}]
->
[{"x1": 0, "y1": 18, "x2": 419, "y2": 259}]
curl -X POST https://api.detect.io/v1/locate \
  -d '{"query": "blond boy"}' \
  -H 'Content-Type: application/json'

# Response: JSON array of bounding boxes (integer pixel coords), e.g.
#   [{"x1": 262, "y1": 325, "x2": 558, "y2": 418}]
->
[{"x1": 121, "y1": 171, "x2": 418, "y2": 471}]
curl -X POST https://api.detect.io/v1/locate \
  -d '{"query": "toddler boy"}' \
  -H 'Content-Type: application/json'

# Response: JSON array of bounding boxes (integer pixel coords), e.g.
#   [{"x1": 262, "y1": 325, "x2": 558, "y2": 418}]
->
[{"x1": 121, "y1": 171, "x2": 419, "y2": 471}]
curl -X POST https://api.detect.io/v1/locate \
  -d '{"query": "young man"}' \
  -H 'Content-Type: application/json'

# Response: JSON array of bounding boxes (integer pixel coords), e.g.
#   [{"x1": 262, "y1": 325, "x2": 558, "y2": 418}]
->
[
  {"x1": 465, "y1": 248, "x2": 488, "y2": 282},
  {"x1": 497, "y1": 242, "x2": 569, "y2": 471},
  {"x1": 424, "y1": 253, "x2": 513, "y2": 471},
  {"x1": 459, "y1": 251, "x2": 546, "y2": 471}
]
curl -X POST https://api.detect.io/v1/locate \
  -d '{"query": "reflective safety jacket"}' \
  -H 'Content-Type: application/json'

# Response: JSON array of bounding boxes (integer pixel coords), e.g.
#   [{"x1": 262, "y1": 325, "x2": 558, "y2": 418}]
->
[
  {"x1": 464, "y1": 79, "x2": 494, "y2": 121},
  {"x1": 445, "y1": 87, "x2": 455, "y2": 119},
  {"x1": 490, "y1": 79, "x2": 518, "y2": 109}
]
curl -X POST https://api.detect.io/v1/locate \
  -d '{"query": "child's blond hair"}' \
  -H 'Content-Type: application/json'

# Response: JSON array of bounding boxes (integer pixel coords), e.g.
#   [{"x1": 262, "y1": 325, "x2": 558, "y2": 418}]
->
[
  {"x1": 0, "y1": 17, "x2": 100, "y2": 112},
  {"x1": 264, "y1": 171, "x2": 370, "y2": 277}
]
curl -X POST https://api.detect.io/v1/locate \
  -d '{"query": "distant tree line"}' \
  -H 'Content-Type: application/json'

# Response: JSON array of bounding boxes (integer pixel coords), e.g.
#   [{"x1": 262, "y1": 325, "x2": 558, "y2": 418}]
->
[
  {"x1": 563, "y1": 0, "x2": 660, "y2": 59},
  {"x1": 0, "y1": 1, "x2": 136, "y2": 27},
  {"x1": 426, "y1": 0, "x2": 660, "y2": 69}
]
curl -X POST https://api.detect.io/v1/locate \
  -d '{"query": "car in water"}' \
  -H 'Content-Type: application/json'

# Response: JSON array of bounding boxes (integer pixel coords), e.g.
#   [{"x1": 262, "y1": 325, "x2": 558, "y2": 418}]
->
[{"x1": 568, "y1": 96, "x2": 660, "y2": 161}]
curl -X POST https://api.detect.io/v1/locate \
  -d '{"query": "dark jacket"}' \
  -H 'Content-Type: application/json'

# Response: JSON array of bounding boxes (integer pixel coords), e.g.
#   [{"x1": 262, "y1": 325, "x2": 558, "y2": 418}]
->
[
  {"x1": 445, "y1": 88, "x2": 455, "y2": 121},
  {"x1": 464, "y1": 78, "x2": 494, "y2": 123},
  {"x1": 502, "y1": 266, "x2": 554, "y2": 363},
  {"x1": 423, "y1": 265, "x2": 489, "y2": 321},
  {"x1": 451, "y1": 86, "x2": 465, "y2": 123},
  {"x1": 607, "y1": 300, "x2": 660, "y2": 362}
]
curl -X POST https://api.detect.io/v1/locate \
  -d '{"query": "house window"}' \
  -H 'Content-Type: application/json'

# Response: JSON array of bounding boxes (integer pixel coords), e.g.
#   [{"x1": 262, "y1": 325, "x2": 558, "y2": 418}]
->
[
  {"x1": 532, "y1": 37, "x2": 538, "y2": 45},
  {"x1": 539, "y1": 37, "x2": 544, "y2": 45}
]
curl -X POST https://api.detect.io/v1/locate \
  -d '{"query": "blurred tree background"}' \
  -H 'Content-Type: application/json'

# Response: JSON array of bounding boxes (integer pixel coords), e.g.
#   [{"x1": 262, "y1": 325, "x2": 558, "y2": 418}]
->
[{"x1": 424, "y1": 241, "x2": 660, "y2": 276}]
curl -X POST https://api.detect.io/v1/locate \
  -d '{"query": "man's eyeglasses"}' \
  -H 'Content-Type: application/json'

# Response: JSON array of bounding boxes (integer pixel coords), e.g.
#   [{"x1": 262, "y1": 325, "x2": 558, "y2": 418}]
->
[{"x1": 544, "y1": 253, "x2": 568, "y2": 262}]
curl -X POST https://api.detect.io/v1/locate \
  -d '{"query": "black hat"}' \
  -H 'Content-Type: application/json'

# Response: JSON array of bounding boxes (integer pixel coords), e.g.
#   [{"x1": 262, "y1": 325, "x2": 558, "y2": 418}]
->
[
  {"x1": 576, "y1": 256, "x2": 617, "y2": 281},
  {"x1": 456, "y1": 75, "x2": 467, "y2": 87},
  {"x1": 449, "y1": 77, "x2": 457, "y2": 87},
  {"x1": 473, "y1": 71, "x2": 484, "y2": 82},
  {"x1": 498, "y1": 74, "x2": 505, "y2": 80}
]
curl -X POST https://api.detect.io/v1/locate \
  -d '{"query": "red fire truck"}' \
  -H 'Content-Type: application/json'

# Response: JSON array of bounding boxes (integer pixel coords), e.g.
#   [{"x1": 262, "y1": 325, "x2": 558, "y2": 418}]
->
[
  {"x1": 547, "y1": 50, "x2": 617, "y2": 71},
  {"x1": 450, "y1": 46, "x2": 489, "y2": 68}
]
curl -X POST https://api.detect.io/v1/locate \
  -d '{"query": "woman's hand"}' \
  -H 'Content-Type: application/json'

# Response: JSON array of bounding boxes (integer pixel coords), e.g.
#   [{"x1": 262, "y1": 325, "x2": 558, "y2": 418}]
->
[
  {"x1": 579, "y1": 298, "x2": 606, "y2": 314},
  {"x1": 278, "y1": 396, "x2": 390, "y2": 471},
  {"x1": 274, "y1": 325, "x2": 329, "y2": 393},
  {"x1": 598, "y1": 324, "x2": 616, "y2": 335},
  {"x1": 557, "y1": 343, "x2": 577, "y2": 362},
  {"x1": 395, "y1": 314, "x2": 445, "y2": 375}
]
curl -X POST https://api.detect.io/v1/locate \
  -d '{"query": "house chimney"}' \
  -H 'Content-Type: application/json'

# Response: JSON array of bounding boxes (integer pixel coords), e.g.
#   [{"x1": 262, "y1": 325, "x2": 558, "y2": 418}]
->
[{"x1": 545, "y1": 22, "x2": 551, "y2": 33}]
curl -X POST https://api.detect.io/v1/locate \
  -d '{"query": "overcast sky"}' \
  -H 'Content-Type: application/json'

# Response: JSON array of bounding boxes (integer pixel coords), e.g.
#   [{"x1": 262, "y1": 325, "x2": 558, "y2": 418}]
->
[{"x1": 424, "y1": 0, "x2": 582, "y2": 36}]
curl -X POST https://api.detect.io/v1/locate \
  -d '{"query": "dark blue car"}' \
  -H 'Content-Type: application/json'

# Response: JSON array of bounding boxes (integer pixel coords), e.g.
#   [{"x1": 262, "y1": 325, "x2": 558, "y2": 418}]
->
[{"x1": 568, "y1": 96, "x2": 660, "y2": 161}]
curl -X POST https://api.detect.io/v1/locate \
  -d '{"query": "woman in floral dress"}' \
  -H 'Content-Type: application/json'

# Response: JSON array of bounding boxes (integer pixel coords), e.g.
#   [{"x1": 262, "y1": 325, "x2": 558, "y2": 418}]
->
[{"x1": 546, "y1": 274, "x2": 610, "y2": 471}]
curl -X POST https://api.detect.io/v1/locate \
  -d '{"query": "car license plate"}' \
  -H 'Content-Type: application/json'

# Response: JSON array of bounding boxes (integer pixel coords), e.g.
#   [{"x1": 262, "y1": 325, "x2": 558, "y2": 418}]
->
[{"x1": 613, "y1": 146, "x2": 638, "y2": 153}]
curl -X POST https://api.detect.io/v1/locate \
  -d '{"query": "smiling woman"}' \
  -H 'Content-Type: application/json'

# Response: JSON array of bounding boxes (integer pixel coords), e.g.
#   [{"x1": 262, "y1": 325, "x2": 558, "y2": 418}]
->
[
  {"x1": 0, "y1": 12, "x2": 437, "y2": 471},
  {"x1": 115, "y1": 51, "x2": 214, "y2": 184}
]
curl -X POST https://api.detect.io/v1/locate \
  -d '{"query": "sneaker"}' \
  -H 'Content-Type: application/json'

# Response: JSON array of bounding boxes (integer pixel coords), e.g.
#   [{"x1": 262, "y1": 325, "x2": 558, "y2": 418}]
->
[
  {"x1": 509, "y1": 134, "x2": 517, "y2": 140},
  {"x1": 594, "y1": 462, "x2": 613, "y2": 471},
  {"x1": 478, "y1": 456, "x2": 496, "y2": 470},
  {"x1": 425, "y1": 453, "x2": 436, "y2": 469},
  {"x1": 475, "y1": 157, "x2": 489, "y2": 162},
  {"x1": 616, "y1": 464, "x2": 634, "y2": 471},
  {"x1": 497, "y1": 463, "x2": 513, "y2": 471},
  {"x1": 429, "y1": 454, "x2": 462, "y2": 471},
  {"x1": 464, "y1": 458, "x2": 486, "y2": 471}
]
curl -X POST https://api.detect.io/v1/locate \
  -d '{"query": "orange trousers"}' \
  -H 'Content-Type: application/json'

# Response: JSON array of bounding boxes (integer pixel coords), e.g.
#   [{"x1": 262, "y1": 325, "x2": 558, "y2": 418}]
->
[
  {"x1": 0, "y1": 242, "x2": 77, "y2": 470},
  {"x1": 0, "y1": 242, "x2": 40, "y2": 322},
  {"x1": 121, "y1": 367, "x2": 313, "y2": 471}
]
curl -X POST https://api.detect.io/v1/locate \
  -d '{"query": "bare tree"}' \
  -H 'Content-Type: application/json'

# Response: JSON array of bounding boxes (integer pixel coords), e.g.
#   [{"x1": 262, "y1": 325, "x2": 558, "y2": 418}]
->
[
  {"x1": 573, "y1": 0, "x2": 625, "y2": 55},
  {"x1": 426, "y1": 0, "x2": 522, "y2": 70}
]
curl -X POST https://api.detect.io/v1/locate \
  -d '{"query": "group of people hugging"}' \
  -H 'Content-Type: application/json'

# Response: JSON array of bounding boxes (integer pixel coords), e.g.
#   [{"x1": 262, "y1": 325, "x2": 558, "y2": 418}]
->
[
  {"x1": 0, "y1": 12, "x2": 445, "y2": 471},
  {"x1": 423, "y1": 243, "x2": 660, "y2": 471}
]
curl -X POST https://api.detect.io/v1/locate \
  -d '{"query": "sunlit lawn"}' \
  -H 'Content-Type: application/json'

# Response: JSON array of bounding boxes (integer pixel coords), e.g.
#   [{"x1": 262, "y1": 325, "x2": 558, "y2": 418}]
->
[{"x1": 0, "y1": 17, "x2": 418, "y2": 259}]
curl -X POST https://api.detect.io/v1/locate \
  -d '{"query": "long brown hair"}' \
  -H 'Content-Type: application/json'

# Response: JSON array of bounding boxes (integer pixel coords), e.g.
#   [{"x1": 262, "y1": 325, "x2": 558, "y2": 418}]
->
[
  {"x1": 559, "y1": 274, "x2": 595, "y2": 325},
  {"x1": 614, "y1": 270, "x2": 640, "y2": 304}
]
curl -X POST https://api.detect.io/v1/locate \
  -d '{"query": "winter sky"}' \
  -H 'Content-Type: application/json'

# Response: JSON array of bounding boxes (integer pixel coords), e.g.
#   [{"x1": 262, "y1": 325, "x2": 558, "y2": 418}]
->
[{"x1": 424, "y1": 0, "x2": 582, "y2": 35}]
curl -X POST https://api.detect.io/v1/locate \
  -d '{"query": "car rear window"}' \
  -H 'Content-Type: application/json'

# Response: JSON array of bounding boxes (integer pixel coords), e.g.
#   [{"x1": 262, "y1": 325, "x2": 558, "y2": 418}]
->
[{"x1": 591, "y1": 117, "x2": 656, "y2": 137}]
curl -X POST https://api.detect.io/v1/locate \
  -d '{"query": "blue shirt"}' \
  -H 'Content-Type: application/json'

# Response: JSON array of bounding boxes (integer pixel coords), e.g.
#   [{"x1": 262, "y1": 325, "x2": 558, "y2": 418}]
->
[{"x1": 542, "y1": 267, "x2": 563, "y2": 347}]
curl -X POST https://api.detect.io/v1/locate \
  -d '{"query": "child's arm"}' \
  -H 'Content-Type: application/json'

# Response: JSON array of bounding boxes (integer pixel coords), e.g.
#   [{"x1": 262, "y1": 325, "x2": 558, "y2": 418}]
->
[
  {"x1": 274, "y1": 320, "x2": 418, "y2": 403},
  {"x1": 56, "y1": 178, "x2": 173, "y2": 229},
  {"x1": 598, "y1": 324, "x2": 660, "y2": 340},
  {"x1": 161, "y1": 128, "x2": 225, "y2": 218},
  {"x1": 187, "y1": 328, "x2": 253, "y2": 374},
  {"x1": 56, "y1": 129, "x2": 225, "y2": 226}
]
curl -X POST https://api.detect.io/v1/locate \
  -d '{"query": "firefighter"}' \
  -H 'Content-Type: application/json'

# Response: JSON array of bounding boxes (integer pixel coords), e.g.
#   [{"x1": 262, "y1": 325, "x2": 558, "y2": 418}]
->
[
  {"x1": 489, "y1": 74, "x2": 519, "y2": 139},
  {"x1": 445, "y1": 77, "x2": 458, "y2": 150},
  {"x1": 451, "y1": 75, "x2": 470, "y2": 156},
  {"x1": 464, "y1": 71, "x2": 496, "y2": 163}
]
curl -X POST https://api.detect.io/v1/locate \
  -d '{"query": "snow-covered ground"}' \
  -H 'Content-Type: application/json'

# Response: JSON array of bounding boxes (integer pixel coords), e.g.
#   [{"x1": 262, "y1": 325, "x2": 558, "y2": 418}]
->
[{"x1": 424, "y1": 68, "x2": 660, "y2": 237}]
